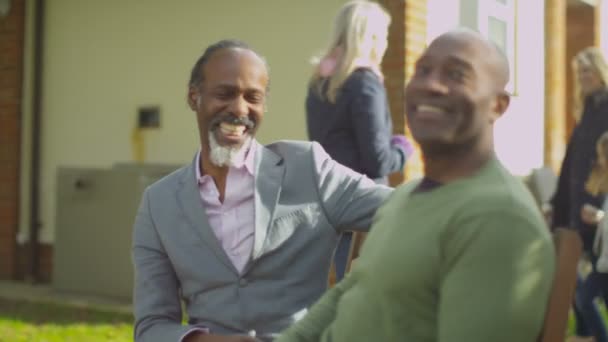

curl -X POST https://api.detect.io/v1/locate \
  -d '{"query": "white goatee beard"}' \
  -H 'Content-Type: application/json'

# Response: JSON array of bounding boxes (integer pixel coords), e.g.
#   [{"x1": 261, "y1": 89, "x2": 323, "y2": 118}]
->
[{"x1": 208, "y1": 133, "x2": 250, "y2": 167}]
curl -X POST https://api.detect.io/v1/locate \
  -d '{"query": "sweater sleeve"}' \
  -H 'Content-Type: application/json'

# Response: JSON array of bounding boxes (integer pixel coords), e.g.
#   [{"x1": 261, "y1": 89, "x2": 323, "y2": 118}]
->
[
  {"x1": 347, "y1": 72, "x2": 405, "y2": 178},
  {"x1": 275, "y1": 275, "x2": 356, "y2": 342},
  {"x1": 437, "y1": 210, "x2": 555, "y2": 342}
]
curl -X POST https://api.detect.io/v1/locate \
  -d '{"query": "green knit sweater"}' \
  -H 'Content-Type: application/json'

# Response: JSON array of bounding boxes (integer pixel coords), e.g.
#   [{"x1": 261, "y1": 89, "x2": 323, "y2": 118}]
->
[{"x1": 277, "y1": 157, "x2": 555, "y2": 342}]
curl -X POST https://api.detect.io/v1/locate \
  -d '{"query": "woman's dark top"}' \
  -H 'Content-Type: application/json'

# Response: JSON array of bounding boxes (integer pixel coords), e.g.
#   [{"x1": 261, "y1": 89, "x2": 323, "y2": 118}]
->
[
  {"x1": 306, "y1": 68, "x2": 405, "y2": 184},
  {"x1": 551, "y1": 89, "x2": 608, "y2": 251}
]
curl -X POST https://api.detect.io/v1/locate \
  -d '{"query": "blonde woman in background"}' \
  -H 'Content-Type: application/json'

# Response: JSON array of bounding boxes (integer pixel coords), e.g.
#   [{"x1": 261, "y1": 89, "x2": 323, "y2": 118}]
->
[
  {"x1": 549, "y1": 47, "x2": 608, "y2": 342},
  {"x1": 306, "y1": 0, "x2": 413, "y2": 281}
]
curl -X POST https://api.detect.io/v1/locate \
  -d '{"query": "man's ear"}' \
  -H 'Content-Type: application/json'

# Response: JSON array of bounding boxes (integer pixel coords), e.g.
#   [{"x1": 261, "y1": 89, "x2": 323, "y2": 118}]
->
[
  {"x1": 187, "y1": 86, "x2": 199, "y2": 111},
  {"x1": 490, "y1": 91, "x2": 510, "y2": 123}
]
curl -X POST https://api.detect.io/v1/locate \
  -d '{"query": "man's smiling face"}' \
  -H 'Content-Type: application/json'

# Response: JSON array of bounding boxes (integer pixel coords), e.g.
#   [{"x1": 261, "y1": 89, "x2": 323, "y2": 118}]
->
[
  {"x1": 188, "y1": 47, "x2": 268, "y2": 166},
  {"x1": 404, "y1": 32, "x2": 508, "y2": 155}
]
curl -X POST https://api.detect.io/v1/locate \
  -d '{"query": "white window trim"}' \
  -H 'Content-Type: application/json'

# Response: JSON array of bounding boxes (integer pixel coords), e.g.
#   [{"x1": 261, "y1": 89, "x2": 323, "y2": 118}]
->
[{"x1": 478, "y1": 0, "x2": 518, "y2": 95}]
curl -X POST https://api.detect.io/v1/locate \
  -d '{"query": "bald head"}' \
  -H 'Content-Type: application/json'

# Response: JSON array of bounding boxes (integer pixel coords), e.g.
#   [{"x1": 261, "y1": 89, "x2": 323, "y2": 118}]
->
[
  {"x1": 431, "y1": 28, "x2": 510, "y2": 90},
  {"x1": 404, "y1": 28, "x2": 511, "y2": 158}
]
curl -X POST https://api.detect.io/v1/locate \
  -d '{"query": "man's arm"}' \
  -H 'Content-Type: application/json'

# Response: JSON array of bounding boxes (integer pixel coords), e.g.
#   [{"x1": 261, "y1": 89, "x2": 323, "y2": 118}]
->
[
  {"x1": 438, "y1": 211, "x2": 555, "y2": 342},
  {"x1": 272, "y1": 144, "x2": 389, "y2": 342},
  {"x1": 348, "y1": 73, "x2": 405, "y2": 178},
  {"x1": 132, "y1": 189, "x2": 205, "y2": 342},
  {"x1": 310, "y1": 142, "x2": 392, "y2": 232},
  {"x1": 275, "y1": 274, "x2": 355, "y2": 342}
]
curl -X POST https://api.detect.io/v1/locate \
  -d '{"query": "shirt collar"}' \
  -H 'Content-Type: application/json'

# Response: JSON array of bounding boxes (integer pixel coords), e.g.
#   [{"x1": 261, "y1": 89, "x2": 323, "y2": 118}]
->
[
  {"x1": 232, "y1": 138, "x2": 256, "y2": 175},
  {"x1": 195, "y1": 139, "x2": 257, "y2": 184}
]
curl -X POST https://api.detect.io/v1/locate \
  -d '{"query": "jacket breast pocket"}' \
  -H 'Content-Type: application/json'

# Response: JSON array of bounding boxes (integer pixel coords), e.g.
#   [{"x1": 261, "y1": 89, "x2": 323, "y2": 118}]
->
[{"x1": 264, "y1": 204, "x2": 322, "y2": 251}]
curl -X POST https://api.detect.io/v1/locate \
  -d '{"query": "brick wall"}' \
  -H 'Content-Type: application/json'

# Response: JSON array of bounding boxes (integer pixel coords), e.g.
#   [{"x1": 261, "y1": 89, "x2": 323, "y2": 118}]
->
[
  {"x1": 565, "y1": 3, "x2": 597, "y2": 136},
  {"x1": 402, "y1": 0, "x2": 426, "y2": 181},
  {"x1": 16, "y1": 243, "x2": 53, "y2": 282},
  {"x1": 544, "y1": 1, "x2": 601, "y2": 172},
  {"x1": 544, "y1": 0, "x2": 567, "y2": 172},
  {"x1": 378, "y1": 0, "x2": 427, "y2": 186},
  {"x1": 0, "y1": 0, "x2": 25, "y2": 279}
]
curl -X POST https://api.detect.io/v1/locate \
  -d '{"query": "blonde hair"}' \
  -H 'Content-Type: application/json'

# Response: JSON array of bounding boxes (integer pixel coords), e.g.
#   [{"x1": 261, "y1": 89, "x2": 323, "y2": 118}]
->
[
  {"x1": 572, "y1": 47, "x2": 608, "y2": 122},
  {"x1": 586, "y1": 131, "x2": 608, "y2": 196},
  {"x1": 310, "y1": 0, "x2": 390, "y2": 103}
]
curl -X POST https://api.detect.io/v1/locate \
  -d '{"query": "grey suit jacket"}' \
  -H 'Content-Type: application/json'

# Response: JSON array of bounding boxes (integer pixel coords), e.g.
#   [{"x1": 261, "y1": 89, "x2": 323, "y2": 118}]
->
[{"x1": 132, "y1": 140, "x2": 392, "y2": 342}]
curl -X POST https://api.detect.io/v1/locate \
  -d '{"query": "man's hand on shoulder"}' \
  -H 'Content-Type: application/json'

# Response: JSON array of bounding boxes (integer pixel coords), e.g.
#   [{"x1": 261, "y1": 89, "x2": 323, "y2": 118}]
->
[{"x1": 184, "y1": 332, "x2": 257, "y2": 342}]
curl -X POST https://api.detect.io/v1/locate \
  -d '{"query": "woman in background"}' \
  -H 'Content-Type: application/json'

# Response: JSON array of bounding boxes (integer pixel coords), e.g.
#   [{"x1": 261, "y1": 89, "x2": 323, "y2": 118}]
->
[
  {"x1": 550, "y1": 47, "x2": 608, "y2": 342},
  {"x1": 576, "y1": 130, "x2": 608, "y2": 342},
  {"x1": 306, "y1": 0, "x2": 412, "y2": 281}
]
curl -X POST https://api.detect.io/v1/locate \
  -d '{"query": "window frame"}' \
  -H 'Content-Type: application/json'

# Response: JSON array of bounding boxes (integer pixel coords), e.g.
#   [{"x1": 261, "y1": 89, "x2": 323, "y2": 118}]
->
[{"x1": 477, "y1": 0, "x2": 518, "y2": 95}]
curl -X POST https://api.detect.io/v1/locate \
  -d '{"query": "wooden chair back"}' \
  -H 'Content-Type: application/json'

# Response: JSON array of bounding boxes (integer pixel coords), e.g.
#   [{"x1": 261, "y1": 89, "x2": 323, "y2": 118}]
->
[{"x1": 538, "y1": 228, "x2": 582, "y2": 342}]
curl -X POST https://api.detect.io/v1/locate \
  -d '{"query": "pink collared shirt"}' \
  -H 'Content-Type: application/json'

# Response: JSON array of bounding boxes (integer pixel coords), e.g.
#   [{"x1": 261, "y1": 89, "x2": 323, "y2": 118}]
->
[{"x1": 195, "y1": 141, "x2": 256, "y2": 274}]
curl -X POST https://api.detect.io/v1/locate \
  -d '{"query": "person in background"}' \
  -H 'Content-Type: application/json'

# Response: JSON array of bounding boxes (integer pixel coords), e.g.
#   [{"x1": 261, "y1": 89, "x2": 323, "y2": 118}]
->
[
  {"x1": 574, "y1": 131, "x2": 608, "y2": 342},
  {"x1": 584, "y1": 132, "x2": 608, "y2": 274},
  {"x1": 305, "y1": 0, "x2": 413, "y2": 280},
  {"x1": 548, "y1": 47, "x2": 608, "y2": 342}
]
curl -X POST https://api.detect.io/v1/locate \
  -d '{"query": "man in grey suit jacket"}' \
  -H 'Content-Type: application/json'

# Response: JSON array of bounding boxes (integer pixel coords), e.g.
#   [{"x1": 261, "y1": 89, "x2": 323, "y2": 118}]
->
[{"x1": 132, "y1": 39, "x2": 392, "y2": 342}]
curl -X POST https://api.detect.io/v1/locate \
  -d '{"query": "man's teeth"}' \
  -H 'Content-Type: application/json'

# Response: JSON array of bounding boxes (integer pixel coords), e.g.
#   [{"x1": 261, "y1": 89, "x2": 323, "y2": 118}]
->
[
  {"x1": 417, "y1": 104, "x2": 445, "y2": 114},
  {"x1": 220, "y1": 122, "x2": 246, "y2": 135}
]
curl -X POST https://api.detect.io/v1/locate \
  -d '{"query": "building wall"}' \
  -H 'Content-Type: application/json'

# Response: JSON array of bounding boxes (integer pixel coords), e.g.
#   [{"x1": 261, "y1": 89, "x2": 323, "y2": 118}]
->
[
  {"x1": 0, "y1": 0, "x2": 25, "y2": 279},
  {"x1": 544, "y1": 0, "x2": 567, "y2": 171},
  {"x1": 427, "y1": 0, "x2": 545, "y2": 176},
  {"x1": 566, "y1": 3, "x2": 596, "y2": 137},
  {"x1": 18, "y1": 0, "x2": 348, "y2": 245},
  {"x1": 401, "y1": 0, "x2": 428, "y2": 180},
  {"x1": 379, "y1": 0, "x2": 428, "y2": 184},
  {"x1": 426, "y1": 0, "x2": 460, "y2": 42},
  {"x1": 544, "y1": 0, "x2": 604, "y2": 172},
  {"x1": 602, "y1": 1, "x2": 608, "y2": 58},
  {"x1": 493, "y1": 0, "x2": 545, "y2": 175},
  {"x1": 10, "y1": 0, "x2": 587, "y2": 280}
]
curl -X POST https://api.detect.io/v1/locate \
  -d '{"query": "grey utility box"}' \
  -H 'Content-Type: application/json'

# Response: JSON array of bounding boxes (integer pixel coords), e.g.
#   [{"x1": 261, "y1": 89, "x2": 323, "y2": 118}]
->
[{"x1": 53, "y1": 163, "x2": 180, "y2": 300}]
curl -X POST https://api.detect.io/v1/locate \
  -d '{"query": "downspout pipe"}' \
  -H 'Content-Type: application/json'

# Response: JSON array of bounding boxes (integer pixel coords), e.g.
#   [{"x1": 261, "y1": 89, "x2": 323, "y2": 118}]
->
[{"x1": 28, "y1": 0, "x2": 45, "y2": 283}]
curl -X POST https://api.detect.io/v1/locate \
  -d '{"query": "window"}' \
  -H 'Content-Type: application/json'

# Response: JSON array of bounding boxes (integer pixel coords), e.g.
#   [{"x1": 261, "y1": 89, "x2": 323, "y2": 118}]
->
[{"x1": 478, "y1": 0, "x2": 517, "y2": 94}]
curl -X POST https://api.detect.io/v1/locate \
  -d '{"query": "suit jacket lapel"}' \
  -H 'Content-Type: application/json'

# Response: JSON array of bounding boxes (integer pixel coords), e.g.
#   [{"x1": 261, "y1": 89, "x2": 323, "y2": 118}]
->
[
  {"x1": 175, "y1": 157, "x2": 237, "y2": 273},
  {"x1": 252, "y1": 144, "x2": 285, "y2": 260}
]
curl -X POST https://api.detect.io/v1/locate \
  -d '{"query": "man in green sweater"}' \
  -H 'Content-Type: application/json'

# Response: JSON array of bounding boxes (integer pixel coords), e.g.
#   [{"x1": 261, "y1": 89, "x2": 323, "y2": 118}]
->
[{"x1": 276, "y1": 28, "x2": 555, "y2": 342}]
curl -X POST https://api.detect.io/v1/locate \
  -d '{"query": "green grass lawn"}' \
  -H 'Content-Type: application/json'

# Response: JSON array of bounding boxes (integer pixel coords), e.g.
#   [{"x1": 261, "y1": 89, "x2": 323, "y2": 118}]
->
[
  {"x1": 0, "y1": 297, "x2": 133, "y2": 342},
  {"x1": 567, "y1": 303, "x2": 608, "y2": 338},
  {"x1": 0, "y1": 296, "x2": 606, "y2": 341}
]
